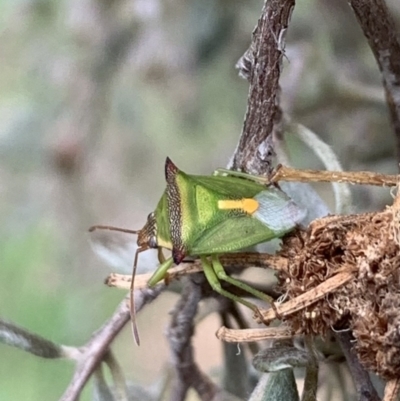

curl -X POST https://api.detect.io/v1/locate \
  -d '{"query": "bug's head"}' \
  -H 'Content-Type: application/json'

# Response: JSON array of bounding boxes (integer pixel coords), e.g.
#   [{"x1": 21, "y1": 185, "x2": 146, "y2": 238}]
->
[{"x1": 137, "y1": 212, "x2": 158, "y2": 250}]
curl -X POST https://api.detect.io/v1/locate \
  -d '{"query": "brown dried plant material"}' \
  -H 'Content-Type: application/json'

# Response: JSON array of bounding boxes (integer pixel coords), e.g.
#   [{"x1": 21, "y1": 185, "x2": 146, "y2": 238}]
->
[
  {"x1": 274, "y1": 196, "x2": 400, "y2": 379},
  {"x1": 106, "y1": 253, "x2": 288, "y2": 290},
  {"x1": 383, "y1": 378, "x2": 400, "y2": 401},
  {"x1": 217, "y1": 326, "x2": 293, "y2": 343},
  {"x1": 270, "y1": 165, "x2": 398, "y2": 187}
]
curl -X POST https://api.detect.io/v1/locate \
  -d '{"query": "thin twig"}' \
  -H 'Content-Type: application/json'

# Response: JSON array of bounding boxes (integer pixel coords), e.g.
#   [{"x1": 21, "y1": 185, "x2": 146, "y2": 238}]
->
[
  {"x1": 334, "y1": 330, "x2": 381, "y2": 401},
  {"x1": 168, "y1": 275, "x2": 219, "y2": 401},
  {"x1": 60, "y1": 286, "x2": 164, "y2": 401},
  {"x1": 302, "y1": 336, "x2": 319, "y2": 401},
  {"x1": 348, "y1": 0, "x2": 400, "y2": 167},
  {"x1": 231, "y1": 0, "x2": 296, "y2": 174}
]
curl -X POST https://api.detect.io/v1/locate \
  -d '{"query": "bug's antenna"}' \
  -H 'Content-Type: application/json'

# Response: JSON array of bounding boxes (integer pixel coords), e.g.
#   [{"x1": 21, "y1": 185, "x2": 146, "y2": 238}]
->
[
  {"x1": 89, "y1": 224, "x2": 143, "y2": 345},
  {"x1": 130, "y1": 247, "x2": 146, "y2": 346},
  {"x1": 88, "y1": 225, "x2": 140, "y2": 235}
]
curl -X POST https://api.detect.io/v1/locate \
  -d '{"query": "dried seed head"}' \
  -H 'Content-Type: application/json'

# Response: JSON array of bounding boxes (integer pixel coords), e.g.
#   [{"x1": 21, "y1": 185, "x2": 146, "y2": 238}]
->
[{"x1": 276, "y1": 201, "x2": 400, "y2": 379}]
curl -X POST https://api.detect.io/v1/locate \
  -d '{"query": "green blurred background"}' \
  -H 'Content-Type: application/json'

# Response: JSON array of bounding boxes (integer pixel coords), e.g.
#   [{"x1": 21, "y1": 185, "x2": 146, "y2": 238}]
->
[{"x1": 1, "y1": 0, "x2": 399, "y2": 399}]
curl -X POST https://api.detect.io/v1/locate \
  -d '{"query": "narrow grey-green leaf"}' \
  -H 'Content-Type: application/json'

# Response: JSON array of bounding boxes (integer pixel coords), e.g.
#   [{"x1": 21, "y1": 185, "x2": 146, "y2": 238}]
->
[
  {"x1": 222, "y1": 342, "x2": 249, "y2": 398},
  {"x1": 249, "y1": 371, "x2": 299, "y2": 401},
  {"x1": 93, "y1": 365, "x2": 116, "y2": 401},
  {"x1": 0, "y1": 319, "x2": 63, "y2": 358}
]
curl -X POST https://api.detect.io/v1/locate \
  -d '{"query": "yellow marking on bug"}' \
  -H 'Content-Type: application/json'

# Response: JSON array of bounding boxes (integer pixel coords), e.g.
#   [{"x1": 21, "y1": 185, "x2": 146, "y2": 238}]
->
[
  {"x1": 218, "y1": 198, "x2": 259, "y2": 214},
  {"x1": 157, "y1": 237, "x2": 173, "y2": 250}
]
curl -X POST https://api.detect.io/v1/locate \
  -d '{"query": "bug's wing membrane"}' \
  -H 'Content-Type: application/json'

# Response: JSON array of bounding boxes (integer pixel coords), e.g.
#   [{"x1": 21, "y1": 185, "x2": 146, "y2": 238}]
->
[{"x1": 253, "y1": 188, "x2": 307, "y2": 234}]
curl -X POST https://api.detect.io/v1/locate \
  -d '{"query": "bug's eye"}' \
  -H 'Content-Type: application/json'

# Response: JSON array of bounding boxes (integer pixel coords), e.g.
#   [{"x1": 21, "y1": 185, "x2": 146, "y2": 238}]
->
[
  {"x1": 148, "y1": 235, "x2": 157, "y2": 248},
  {"x1": 144, "y1": 212, "x2": 157, "y2": 248}
]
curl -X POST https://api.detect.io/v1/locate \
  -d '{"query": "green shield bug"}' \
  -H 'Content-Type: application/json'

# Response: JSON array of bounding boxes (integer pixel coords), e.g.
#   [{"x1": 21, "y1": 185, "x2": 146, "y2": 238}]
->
[{"x1": 90, "y1": 157, "x2": 306, "y2": 344}]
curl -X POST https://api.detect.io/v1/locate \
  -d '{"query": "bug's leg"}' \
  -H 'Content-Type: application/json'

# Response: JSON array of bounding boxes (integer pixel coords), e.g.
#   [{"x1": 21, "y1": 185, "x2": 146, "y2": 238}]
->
[
  {"x1": 201, "y1": 256, "x2": 261, "y2": 313},
  {"x1": 157, "y1": 248, "x2": 166, "y2": 264},
  {"x1": 210, "y1": 255, "x2": 274, "y2": 305},
  {"x1": 147, "y1": 257, "x2": 174, "y2": 286}
]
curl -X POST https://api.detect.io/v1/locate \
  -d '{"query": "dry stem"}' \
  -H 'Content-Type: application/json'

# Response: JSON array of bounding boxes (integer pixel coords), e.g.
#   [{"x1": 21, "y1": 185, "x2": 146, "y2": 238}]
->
[
  {"x1": 383, "y1": 379, "x2": 400, "y2": 401},
  {"x1": 271, "y1": 165, "x2": 399, "y2": 187},
  {"x1": 216, "y1": 326, "x2": 293, "y2": 343},
  {"x1": 257, "y1": 271, "x2": 354, "y2": 324},
  {"x1": 105, "y1": 253, "x2": 287, "y2": 290}
]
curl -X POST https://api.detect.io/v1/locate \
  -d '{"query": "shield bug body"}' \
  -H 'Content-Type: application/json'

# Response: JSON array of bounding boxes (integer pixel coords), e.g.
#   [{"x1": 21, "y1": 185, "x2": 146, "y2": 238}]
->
[{"x1": 90, "y1": 157, "x2": 306, "y2": 344}]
